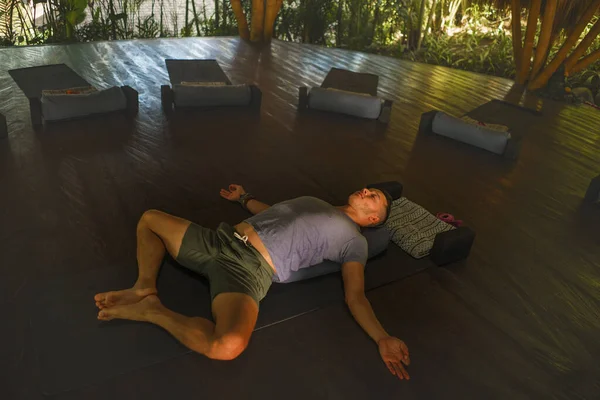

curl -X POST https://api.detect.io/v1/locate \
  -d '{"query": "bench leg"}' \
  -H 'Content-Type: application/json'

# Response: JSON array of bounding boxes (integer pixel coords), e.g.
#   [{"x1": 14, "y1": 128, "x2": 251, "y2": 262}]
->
[
  {"x1": 0, "y1": 113, "x2": 6, "y2": 139},
  {"x1": 585, "y1": 175, "x2": 600, "y2": 203},
  {"x1": 29, "y1": 98, "x2": 43, "y2": 128},
  {"x1": 161, "y1": 85, "x2": 174, "y2": 114},
  {"x1": 298, "y1": 87, "x2": 309, "y2": 110},
  {"x1": 430, "y1": 227, "x2": 476, "y2": 266},
  {"x1": 377, "y1": 100, "x2": 393, "y2": 124}
]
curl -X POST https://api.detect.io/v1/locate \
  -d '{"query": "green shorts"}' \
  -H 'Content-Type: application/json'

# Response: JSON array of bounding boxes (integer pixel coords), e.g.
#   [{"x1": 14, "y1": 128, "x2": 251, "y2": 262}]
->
[{"x1": 176, "y1": 222, "x2": 274, "y2": 305}]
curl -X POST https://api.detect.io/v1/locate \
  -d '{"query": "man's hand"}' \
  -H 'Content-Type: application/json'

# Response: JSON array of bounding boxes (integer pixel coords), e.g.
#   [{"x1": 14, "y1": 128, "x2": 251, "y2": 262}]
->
[
  {"x1": 220, "y1": 184, "x2": 246, "y2": 202},
  {"x1": 378, "y1": 336, "x2": 411, "y2": 380}
]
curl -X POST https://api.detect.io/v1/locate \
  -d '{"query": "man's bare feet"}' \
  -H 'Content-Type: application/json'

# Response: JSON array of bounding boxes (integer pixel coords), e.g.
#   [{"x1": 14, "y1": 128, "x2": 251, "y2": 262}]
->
[
  {"x1": 97, "y1": 294, "x2": 162, "y2": 322},
  {"x1": 94, "y1": 287, "x2": 157, "y2": 309}
]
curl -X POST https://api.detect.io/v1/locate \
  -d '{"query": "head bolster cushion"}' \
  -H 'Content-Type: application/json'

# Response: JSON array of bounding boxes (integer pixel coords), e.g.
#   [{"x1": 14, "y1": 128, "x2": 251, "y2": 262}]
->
[
  {"x1": 41, "y1": 86, "x2": 127, "y2": 122},
  {"x1": 431, "y1": 112, "x2": 511, "y2": 155},
  {"x1": 308, "y1": 87, "x2": 383, "y2": 119}
]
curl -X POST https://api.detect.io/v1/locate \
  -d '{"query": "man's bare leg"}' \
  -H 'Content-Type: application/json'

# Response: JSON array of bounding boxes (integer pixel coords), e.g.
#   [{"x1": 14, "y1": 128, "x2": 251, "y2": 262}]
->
[
  {"x1": 97, "y1": 292, "x2": 258, "y2": 360},
  {"x1": 95, "y1": 210, "x2": 191, "y2": 309}
]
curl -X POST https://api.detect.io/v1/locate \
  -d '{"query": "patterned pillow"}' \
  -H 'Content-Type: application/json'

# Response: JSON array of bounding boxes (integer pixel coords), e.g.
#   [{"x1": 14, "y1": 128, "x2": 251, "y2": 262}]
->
[{"x1": 385, "y1": 197, "x2": 455, "y2": 259}]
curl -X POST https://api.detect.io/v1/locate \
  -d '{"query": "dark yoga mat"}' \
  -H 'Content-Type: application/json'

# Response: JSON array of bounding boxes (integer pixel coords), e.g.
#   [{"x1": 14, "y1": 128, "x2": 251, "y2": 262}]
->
[
  {"x1": 166, "y1": 59, "x2": 232, "y2": 86},
  {"x1": 9, "y1": 64, "x2": 90, "y2": 99},
  {"x1": 321, "y1": 67, "x2": 379, "y2": 96},
  {"x1": 464, "y1": 99, "x2": 541, "y2": 141},
  {"x1": 28, "y1": 243, "x2": 428, "y2": 395}
]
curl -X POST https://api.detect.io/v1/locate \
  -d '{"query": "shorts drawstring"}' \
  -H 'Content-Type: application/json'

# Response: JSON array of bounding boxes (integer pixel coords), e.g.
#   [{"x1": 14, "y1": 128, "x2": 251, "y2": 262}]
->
[
  {"x1": 233, "y1": 231, "x2": 266, "y2": 273},
  {"x1": 233, "y1": 231, "x2": 250, "y2": 247}
]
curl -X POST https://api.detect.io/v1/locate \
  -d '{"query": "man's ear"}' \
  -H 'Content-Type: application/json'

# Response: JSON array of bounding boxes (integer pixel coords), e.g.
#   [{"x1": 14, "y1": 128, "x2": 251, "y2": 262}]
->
[{"x1": 368, "y1": 215, "x2": 380, "y2": 225}]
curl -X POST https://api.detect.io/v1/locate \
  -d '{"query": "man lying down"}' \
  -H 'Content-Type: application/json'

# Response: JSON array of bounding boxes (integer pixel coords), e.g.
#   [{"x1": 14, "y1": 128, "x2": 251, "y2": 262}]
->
[{"x1": 94, "y1": 184, "x2": 411, "y2": 380}]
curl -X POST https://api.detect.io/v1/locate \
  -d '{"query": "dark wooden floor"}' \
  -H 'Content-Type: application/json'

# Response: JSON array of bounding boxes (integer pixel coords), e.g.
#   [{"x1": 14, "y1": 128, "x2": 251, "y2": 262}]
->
[{"x1": 1, "y1": 37, "x2": 600, "y2": 399}]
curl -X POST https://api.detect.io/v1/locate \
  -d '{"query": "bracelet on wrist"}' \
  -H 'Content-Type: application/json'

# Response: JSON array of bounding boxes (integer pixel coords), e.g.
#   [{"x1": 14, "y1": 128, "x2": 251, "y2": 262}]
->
[{"x1": 238, "y1": 193, "x2": 256, "y2": 210}]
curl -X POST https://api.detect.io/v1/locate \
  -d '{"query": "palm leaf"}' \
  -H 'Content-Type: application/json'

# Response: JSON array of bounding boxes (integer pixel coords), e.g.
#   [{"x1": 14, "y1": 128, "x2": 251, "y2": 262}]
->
[{"x1": 0, "y1": 0, "x2": 20, "y2": 43}]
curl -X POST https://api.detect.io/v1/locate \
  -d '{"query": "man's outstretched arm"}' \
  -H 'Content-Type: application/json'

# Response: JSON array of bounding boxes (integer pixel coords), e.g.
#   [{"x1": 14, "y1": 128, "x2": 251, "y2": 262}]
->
[
  {"x1": 220, "y1": 184, "x2": 270, "y2": 214},
  {"x1": 244, "y1": 198, "x2": 271, "y2": 215},
  {"x1": 341, "y1": 261, "x2": 411, "y2": 380}
]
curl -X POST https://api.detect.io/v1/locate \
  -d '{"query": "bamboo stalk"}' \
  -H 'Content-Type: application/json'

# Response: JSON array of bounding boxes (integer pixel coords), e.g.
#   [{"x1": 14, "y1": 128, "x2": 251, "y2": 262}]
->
[
  {"x1": 250, "y1": 0, "x2": 264, "y2": 42},
  {"x1": 564, "y1": 18, "x2": 600, "y2": 74},
  {"x1": 516, "y1": 0, "x2": 540, "y2": 84},
  {"x1": 230, "y1": 0, "x2": 249, "y2": 40},
  {"x1": 447, "y1": 0, "x2": 460, "y2": 30},
  {"x1": 215, "y1": 0, "x2": 219, "y2": 29},
  {"x1": 160, "y1": 0, "x2": 163, "y2": 36},
  {"x1": 415, "y1": 0, "x2": 427, "y2": 50},
  {"x1": 570, "y1": 48, "x2": 600, "y2": 75},
  {"x1": 263, "y1": 0, "x2": 282, "y2": 42},
  {"x1": 529, "y1": 0, "x2": 557, "y2": 80},
  {"x1": 184, "y1": 0, "x2": 189, "y2": 36},
  {"x1": 336, "y1": 0, "x2": 342, "y2": 47},
  {"x1": 529, "y1": 0, "x2": 600, "y2": 90},
  {"x1": 510, "y1": 0, "x2": 523, "y2": 71},
  {"x1": 420, "y1": 0, "x2": 437, "y2": 50},
  {"x1": 191, "y1": 0, "x2": 200, "y2": 36}
]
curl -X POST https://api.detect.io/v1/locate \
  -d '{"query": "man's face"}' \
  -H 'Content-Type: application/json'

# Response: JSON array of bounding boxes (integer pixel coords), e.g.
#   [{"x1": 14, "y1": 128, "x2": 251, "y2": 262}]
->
[{"x1": 348, "y1": 188, "x2": 386, "y2": 223}]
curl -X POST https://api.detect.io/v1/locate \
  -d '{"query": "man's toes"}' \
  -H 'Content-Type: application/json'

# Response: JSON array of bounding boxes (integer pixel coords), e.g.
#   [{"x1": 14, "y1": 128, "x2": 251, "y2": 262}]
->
[
  {"x1": 98, "y1": 309, "x2": 115, "y2": 321},
  {"x1": 94, "y1": 293, "x2": 107, "y2": 302},
  {"x1": 102, "y1": 293, "x2": 116, "y2": 307}
]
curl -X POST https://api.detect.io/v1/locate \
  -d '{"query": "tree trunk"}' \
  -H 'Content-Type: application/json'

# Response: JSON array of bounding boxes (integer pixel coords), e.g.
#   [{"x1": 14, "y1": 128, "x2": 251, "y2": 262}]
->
[
  {"x1": 184, "y1": 0, "x2": 190, "y2": 36},
  {"x1": 336, "y1": 0, "x2": 343, "y2": 47},
  {"x1": 435, "y1": 0, "x2": 444, "y2": 32},
  {"x1": 529, "y1": 0, "x2": 557, "y2": 80},
  {"x1": 529, "y1": 0, "x2": 600, "y2": 90},
  {"x1": 191, "y1": 0, "x2": 201, "y2": 35},
  {"x1": 263, "y1": 0, "x2": 283, "y2": 42},
  {"x1": 230, "y1": 0, "x2": 250, "y2": 40},
  {"x1": 570, "y1": 49, "x2": 600, "y2": 75},
  {"x1": 516, "y1": 0, "x2": 541, "y2": 84},
  {"x1": 109, "y1": 0, "x2": 117, "y2": 40},
  {"x1": 370, "y1": 0, "x2": 381, "y2": 46},
  {"x1": 510, "y1": 0, "x2": 523, "y2": 72},
  {"x1": 539, "y1": 31, "x2": 559, "y2": 68},
  {"x1": 420, "y1": 0, "x2": 437, "y2": 49},
  {"x1": 215, "y1": 0, "x2": 220, "y2": 29},
  {"x1": 349, "y1": 0, "x2": 356, "y2": 39},
  {"x1": 415, "y1": 0, "x2": 427, "y2": 50},
  {"x1": 447, "y1": 0, "x2": 460, "y2": 30},
  {"x1": 564, "y1": 18, "x2": 600, "y2": 74},
  {"x1": 438, "y1": 0, "x2": 445, "y2": 31},
  {"x1": 250, "y1": 0, "x2": 265, "y2": 42}
]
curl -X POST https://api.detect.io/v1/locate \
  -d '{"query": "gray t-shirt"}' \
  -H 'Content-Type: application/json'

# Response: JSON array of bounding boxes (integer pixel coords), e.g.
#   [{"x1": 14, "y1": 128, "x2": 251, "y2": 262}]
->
[{"x1": 245, "y1": 196, "x2": 368, "y2": 282}]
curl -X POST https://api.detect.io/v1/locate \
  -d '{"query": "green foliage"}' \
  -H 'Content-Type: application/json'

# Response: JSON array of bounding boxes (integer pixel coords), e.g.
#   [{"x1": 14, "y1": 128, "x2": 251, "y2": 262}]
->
[
  {"x1": 64, "y1": 0, "x2": 88, "y2": 38},
  {"x1": 136, "y1": 14, "x2": 160, "y2": 37},
  {"x1": 408, "y1": 25, "x2": 516, "y2": 79}
]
